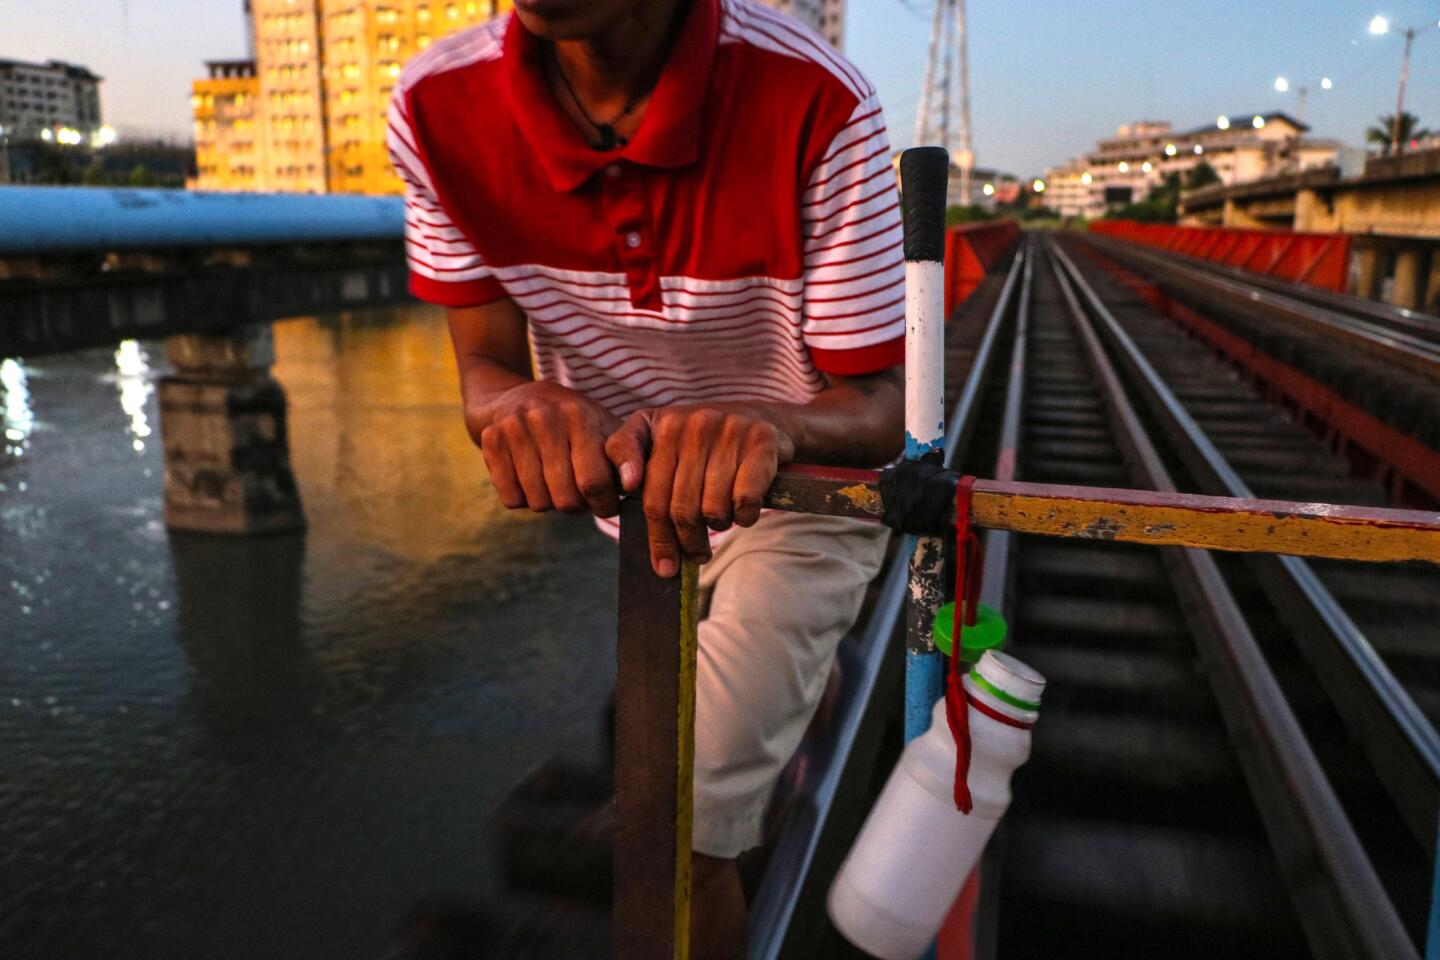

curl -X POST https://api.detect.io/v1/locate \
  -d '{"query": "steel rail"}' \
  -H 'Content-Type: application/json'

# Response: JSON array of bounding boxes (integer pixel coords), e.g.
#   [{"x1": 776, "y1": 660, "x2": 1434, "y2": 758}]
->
[
  {"x1": 1114, "y1": 240, "x2": 1440, "y2": 345},
  {"x1": 968, "y1": 235, "x2": 1035, "y2": 960},
  {"x1": 1052, "y1": 234, "x2": 1440, "y2": 854},
  {"x1": 1089, "y1": 235, "x2": 1440, "y2": 381},
  {"x1": 1047, "y1": 234, "x2": 1420, "y2": 960},
  {"x1": 943, "y1": 236, "x2": 1029, "y2": 470},
  {"x1": 748, "y1": 242, "x2": 1029, "y2": 960}
]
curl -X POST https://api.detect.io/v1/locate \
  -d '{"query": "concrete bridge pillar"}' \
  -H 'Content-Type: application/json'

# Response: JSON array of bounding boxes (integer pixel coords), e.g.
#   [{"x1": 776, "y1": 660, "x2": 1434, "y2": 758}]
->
[
  {"x1": 1425, "y1": 250, "x2": 1440, "y2": 315},
  {"x1": 158, "y1": 325, "x2": 305, "y2": 534},
  {"x1": 1391, "y1": 247, "x2": 1426, "y2": 311},
  {"x1": 1351, "y1": 246, "x2": 1382, "y2": 300}
]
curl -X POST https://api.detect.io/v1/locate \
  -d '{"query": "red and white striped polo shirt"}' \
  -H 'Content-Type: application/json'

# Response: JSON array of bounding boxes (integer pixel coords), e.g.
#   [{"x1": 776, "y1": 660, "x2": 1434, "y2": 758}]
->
[{"x1": 388, "y1": 0, "x2": 904, "y2": 421}]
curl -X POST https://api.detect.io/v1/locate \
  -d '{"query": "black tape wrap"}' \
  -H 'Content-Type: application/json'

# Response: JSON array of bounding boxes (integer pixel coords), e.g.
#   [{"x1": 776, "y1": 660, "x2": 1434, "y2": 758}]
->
[
  {"x1": 879, "y1": 454, "x2": 959, "y2": 535},
  {"x1": 900, "y1": 146, "x2": 950, "y2": 263}
]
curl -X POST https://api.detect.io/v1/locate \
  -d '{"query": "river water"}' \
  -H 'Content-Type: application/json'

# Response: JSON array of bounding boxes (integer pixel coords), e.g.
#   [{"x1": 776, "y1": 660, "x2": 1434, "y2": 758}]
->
[{"x1": 1, "y1": 307, "x2": 617, "y2": 960}]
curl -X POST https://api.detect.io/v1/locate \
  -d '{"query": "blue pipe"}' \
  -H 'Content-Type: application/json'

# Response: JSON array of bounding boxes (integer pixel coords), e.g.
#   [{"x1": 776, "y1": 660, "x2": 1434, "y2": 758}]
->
[{"x1": 0, "y1": 186, "x2": 404, "y2": 255}]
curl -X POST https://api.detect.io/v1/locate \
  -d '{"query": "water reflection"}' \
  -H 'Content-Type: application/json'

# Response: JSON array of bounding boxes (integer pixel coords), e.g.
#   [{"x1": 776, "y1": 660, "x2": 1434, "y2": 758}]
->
[
  {"x1": 113, "y1": 340, "x2": 154, "y2": 454},
  {"x1": 2, "y1": 356, "x2": 34, "y2": 456},
  {"x1": 2, "y1": 306, "x2": 618, "y2": 960},
  {"x1": 169, "y1": 531, "x2": 315, "y2": 748}
]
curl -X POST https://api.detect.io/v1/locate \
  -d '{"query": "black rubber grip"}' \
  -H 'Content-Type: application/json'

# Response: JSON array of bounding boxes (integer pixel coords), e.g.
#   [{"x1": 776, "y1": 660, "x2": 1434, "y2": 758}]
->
[{"x1": 900, "y1": 146, "x2": 950, "y2": 263}]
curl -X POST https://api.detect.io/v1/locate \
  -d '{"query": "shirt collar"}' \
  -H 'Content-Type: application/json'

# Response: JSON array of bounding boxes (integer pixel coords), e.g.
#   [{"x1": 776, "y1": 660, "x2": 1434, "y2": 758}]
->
[{"x1": 503, "y1": 0, "x2": 719, "y2": 192}]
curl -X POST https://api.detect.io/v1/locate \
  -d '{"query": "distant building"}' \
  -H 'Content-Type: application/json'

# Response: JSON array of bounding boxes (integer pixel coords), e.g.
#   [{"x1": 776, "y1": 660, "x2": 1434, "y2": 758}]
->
[
  {"x1": 765, "y1": 0, "x2": 846, "y2": 48},
  {"x1": 951, "y1": 164, "x2": 1019, "y2": 210},
  {"x1": 0, "y1": 58, "x2": 103, "y2": 142},
  {"x1": 191, "y1": 1, "x2": 513, "y2": 194},
  {"x1": 193, "y1": 60, "x2": 262, "y2": 191},
  {"x1": 1042, "y1": 113, "x2": 1342, "y2": 219}
]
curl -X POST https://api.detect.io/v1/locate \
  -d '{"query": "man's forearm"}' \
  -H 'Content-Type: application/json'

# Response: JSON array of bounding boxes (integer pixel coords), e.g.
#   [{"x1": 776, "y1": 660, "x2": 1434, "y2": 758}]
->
[{"x1": 758, "y1": 366, "x2": 905, "y2": 468}]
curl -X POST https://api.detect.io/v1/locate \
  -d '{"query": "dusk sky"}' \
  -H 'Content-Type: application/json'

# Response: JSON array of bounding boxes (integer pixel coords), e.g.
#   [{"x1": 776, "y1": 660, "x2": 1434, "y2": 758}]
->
[{"x1": 3, "y1": 0, "x2": 1438, "y2": 177}]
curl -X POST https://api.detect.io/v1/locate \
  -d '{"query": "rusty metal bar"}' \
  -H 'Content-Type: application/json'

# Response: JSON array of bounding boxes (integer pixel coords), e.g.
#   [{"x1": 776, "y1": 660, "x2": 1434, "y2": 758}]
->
[
  {"x1": 766, "y1": 467, "x2": 1440, "y2": 565},
  {"x1": 615, "y1": 498, "x2": 699, "y2": 960}
]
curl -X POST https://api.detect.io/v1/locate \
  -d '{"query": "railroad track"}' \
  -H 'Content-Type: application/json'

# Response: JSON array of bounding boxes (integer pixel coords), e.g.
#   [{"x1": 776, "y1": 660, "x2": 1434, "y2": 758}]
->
[
  {"x1": 957, "y1": 235, "x2": 1439, "y2": 960},
  {"x1": 1083, "y1": 235, "x2": 1440, "y2": 377},
  {"x1": 1134, "y1": 249, "x2": 1440, "y2": 347},
  {"x1": 466, "y1": 229, "x2": 1440, "y2": 960}
]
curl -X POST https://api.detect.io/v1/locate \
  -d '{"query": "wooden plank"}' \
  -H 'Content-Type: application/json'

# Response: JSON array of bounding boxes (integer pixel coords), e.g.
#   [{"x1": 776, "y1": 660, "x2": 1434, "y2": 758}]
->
[
  {"x1": 764, "y1": 469, "x2": 1440, "y2": 564},
  {"x1": 615, "y1": 497, "x2": 698, "y2": 960}
]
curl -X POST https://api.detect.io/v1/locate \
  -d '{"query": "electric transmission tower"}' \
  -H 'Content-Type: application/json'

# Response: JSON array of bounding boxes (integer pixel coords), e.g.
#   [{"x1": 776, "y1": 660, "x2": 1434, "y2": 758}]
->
[{"x1": 914, "y1": 0, "x2": 973, "y2": 206}]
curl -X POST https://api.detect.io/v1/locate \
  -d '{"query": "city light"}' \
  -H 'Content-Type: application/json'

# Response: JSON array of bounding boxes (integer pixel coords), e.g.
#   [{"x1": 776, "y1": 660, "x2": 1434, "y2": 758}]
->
[
  {"x1": 1194, "y1": 145, "x2": 1205, "y2": 155},
  {"x1": 1165, "y1": 143, "x2": 1178, "y2": 157},
  {"x1": 1080, "y1": 172, "x2": 1093, "y2": 185},
  {"x1": 1321, "y1": 77, "x2": 1333, "y2": 90},
  {"x1": 1217, "y1": 115, "x2": 1231, "y2": 130},
  {"x1": 1370, "y1": 14, "x2": 1390, "y2": 35},
  {"x1": 982, "y1": 183, "x2": 995, "y2": 196},
  {"x1": 1142, "y1": 161, "x2": 1153, "y2": 173},
  {"x1": 1275, "y1": 76, "x2": 1289, "y2": 93},
  {"x1": 1252, "y1": 115, "x2": 1266, "y2": 129},
  {"x1": 92, "y1": 125, "x2": 118, "y2": 148},
  {"x1": 1032, "y1": 179, "x2": 1046, "y2": 193},
  {"x1": 40, "y1": 128, "x2": 54, "y2": 142},
  {"x1": 1118, "y1": 161, "x2": 1130, "y2": 173},
  {"x1": 55, "y1": 126, "x2": 83, "y2": 146}
]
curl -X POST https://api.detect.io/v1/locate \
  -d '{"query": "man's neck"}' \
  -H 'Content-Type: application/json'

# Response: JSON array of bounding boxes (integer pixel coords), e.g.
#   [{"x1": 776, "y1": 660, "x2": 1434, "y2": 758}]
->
[{"x1": 551, "y1": 0, "x2": 687, "y2": 116}]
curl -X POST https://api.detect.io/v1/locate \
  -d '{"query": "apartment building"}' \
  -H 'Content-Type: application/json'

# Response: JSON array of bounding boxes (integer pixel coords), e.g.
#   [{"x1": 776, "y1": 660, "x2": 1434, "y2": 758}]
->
[
  {"x1": 193, "y1": 60, "x2": 263, "y2": 191},
  {"x1": 0, "y1": 58, "x2": 103, "y2": 142},
  {"x1": 1043, "y1": 113, "x2": 1342, "y2": 219}
]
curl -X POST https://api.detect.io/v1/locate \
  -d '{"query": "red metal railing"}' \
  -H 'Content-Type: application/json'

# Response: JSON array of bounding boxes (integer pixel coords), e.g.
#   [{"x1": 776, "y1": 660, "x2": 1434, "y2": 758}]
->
[
  {"x1": 945, "y1": 219, "x2": 1023, "y2": 317},
  {"x1": 1089, "y1": 220, "x2": 1352, "y2": 294}
]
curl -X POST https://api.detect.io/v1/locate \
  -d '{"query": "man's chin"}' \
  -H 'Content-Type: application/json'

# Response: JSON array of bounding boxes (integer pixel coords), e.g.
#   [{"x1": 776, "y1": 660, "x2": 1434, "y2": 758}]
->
[{"x1": 513, "y1": 0, "x2": 613, "y2": 39}]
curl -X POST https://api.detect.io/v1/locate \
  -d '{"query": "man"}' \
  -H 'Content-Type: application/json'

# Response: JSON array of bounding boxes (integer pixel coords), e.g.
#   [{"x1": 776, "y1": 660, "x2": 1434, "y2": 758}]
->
[{"x1": 388, "y1": 0, "x2": 904, "y2": 954}]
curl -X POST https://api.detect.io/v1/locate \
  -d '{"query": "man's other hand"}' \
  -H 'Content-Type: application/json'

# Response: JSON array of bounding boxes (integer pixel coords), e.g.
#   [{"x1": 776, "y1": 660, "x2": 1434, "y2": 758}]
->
[
  {"x1": 605, "y1": 405, "x2": 797, "y2": 577},
  {"x1": 474, "y1": 381, "x2": 623, "y2": 517}
]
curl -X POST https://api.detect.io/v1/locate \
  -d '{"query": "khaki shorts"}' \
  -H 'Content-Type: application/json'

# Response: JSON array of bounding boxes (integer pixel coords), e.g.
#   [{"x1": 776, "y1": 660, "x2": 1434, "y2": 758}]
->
[{"x1": 692, "y1": 511, "x2": 890, "y2": 858}]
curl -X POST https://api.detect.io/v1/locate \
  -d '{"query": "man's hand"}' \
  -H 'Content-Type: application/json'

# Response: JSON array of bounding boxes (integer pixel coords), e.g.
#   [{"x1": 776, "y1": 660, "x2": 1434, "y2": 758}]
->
[
  {"x1": 475, "y1": 380, "x2": 624, "y2": 517},
  {"x1": 605, "y1": 405, "x2": 797, "y2": 576}
]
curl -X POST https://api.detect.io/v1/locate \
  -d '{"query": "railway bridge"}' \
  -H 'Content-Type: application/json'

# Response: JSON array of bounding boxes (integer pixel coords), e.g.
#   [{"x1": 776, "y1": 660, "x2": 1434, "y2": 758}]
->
[
  {"x1": 1180, "y1": 146, "x2": 1440, "y2": 312},
  {"x1": 5, "y1": 186, "x2": 1440, "y2": 959},
  {"x1": 0, "y1": 185, "x2": 409, "y2": 533}
]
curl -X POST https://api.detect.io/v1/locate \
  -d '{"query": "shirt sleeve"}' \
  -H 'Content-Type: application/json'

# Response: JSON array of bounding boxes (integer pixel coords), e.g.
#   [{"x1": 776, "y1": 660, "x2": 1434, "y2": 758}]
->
[
  {"x1": 386, "y1": 86, "x2": 505, "y2": 308},
  {"x1": 800, "y1": 91, "x2": 906, "y2": 376}
]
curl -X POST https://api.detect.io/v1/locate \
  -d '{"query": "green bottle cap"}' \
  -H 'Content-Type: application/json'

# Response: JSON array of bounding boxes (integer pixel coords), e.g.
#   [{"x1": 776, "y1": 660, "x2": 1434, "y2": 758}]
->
[{"x1": 932, "y1": 602, "x2": 1007, "y2": 662}]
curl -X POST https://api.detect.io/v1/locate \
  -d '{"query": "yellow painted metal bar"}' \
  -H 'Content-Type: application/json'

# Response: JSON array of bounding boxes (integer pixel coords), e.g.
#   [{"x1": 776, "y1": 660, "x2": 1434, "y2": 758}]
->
[
  {"x1": 674, "y1": 562, "x2": 699, "y2": 960},
  {"x1": 766, "y1": 468, "x2": 1440, "y2": 564}
]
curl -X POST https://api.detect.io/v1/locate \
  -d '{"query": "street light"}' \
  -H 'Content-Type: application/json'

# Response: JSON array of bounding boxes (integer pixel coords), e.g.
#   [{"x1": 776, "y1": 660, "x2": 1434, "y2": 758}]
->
[
  {"x1": 1369, "y1": 13, "x2": 1432, "y2": 154},
  {"x1": 1217, "y1": 115, "x2": 1231, "y2": 130},
  {"x1": 1274, "y1": 75, "x2": 1330, "y2": 121}
]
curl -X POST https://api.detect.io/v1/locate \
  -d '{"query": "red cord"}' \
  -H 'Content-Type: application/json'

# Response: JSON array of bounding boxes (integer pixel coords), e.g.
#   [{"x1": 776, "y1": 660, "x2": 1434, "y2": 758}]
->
[{"x1": 946, "y1": 476, "x2": 984, "y2": 813}]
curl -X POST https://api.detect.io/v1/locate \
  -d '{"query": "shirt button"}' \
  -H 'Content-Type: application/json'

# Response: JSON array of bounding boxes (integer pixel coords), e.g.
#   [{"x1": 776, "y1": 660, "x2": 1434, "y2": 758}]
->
[
  {"x1": 625, "y1": 231, "x2": 642, "y2": 249},
  {"x1": 605, "y1": 164, "x2": 622, "y2": 178}
]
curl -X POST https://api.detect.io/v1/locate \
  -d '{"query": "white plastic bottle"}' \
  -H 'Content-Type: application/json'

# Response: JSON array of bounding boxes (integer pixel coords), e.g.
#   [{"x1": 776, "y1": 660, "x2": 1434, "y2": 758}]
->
[{"x1": 827, "y1": 650, "x2": 1045, "y2": 960}]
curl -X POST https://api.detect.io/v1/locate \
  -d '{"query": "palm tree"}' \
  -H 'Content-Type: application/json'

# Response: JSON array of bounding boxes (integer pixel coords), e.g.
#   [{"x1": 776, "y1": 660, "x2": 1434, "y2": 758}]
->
[{"x1": 1366, "y1": 112, "x2": 1431, "y2": 155}]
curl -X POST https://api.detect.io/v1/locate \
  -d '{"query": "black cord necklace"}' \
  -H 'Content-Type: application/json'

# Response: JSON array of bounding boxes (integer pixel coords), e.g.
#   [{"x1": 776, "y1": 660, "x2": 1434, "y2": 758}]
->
[{"x1": 548, "y1": 48, "x2": 649, "y2": 151}]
